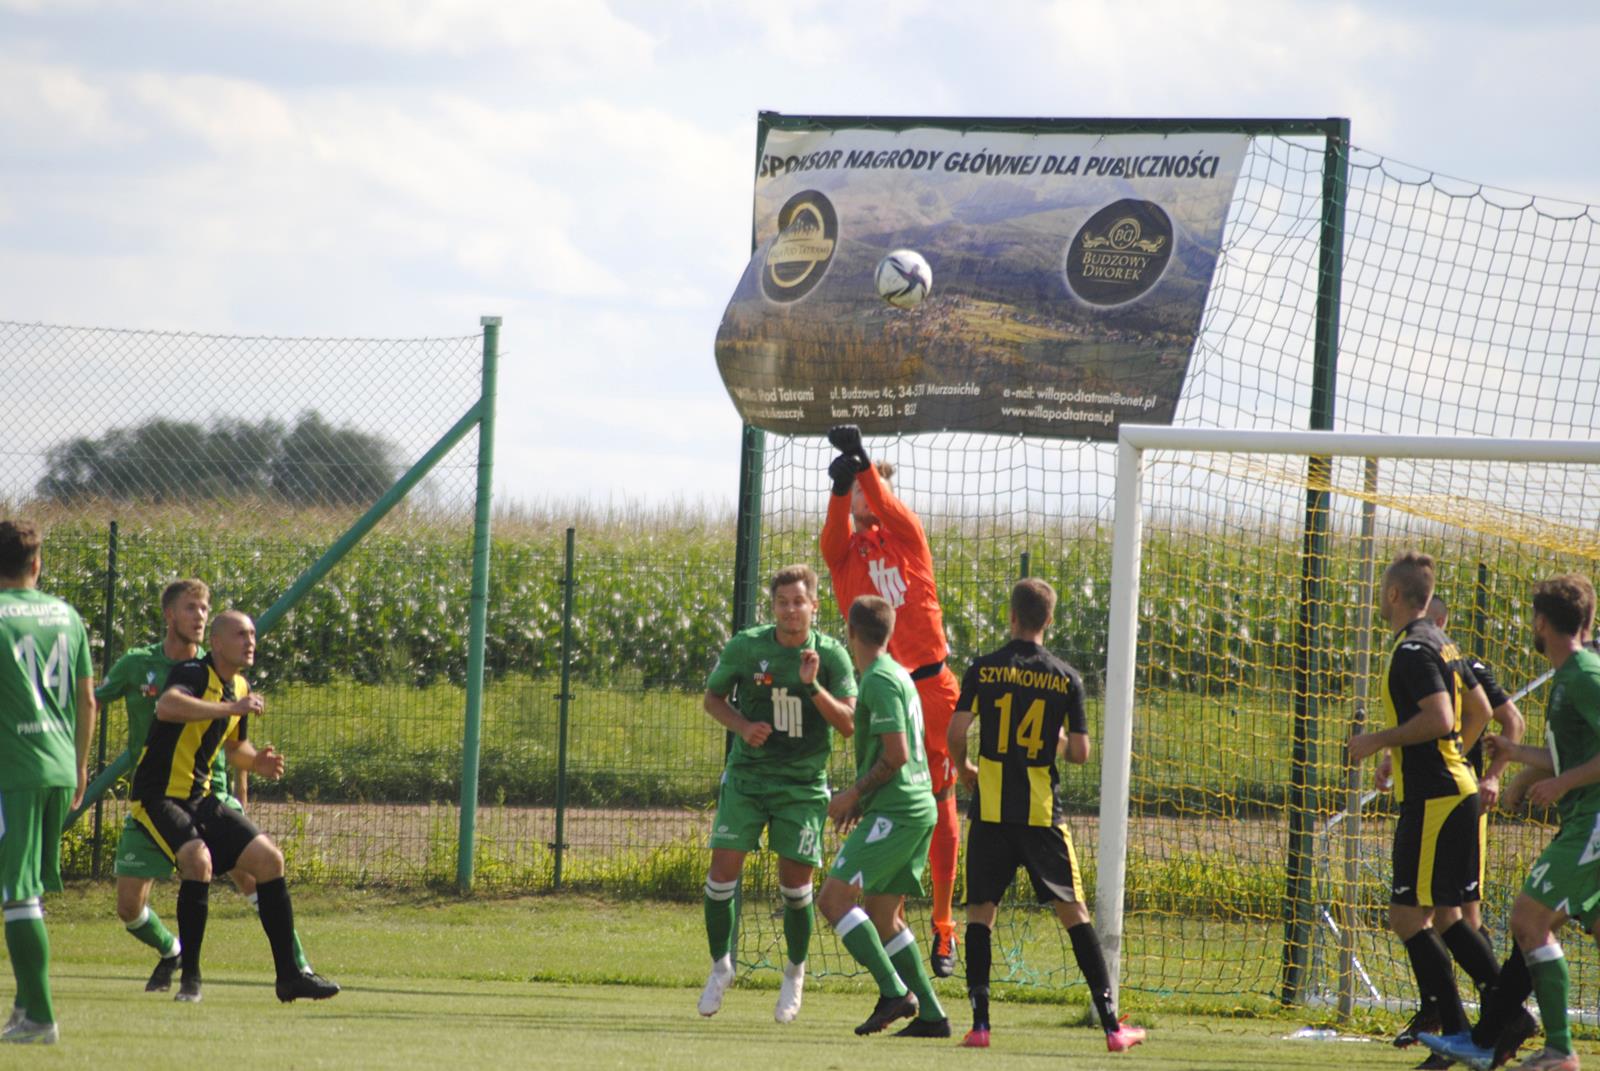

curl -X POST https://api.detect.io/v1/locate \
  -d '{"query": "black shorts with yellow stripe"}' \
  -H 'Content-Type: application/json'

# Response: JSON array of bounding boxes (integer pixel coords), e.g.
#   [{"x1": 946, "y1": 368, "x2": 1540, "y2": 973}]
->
[
  {"x1": 1391, "y1": 791, "x2": 1480, "y2": 908},
  {"x1": 132, "y1": 794, "x2": 261, "y2": 875},
  {"x1": 963, "y1": 818, "x2": 1083, "y2": 906}
]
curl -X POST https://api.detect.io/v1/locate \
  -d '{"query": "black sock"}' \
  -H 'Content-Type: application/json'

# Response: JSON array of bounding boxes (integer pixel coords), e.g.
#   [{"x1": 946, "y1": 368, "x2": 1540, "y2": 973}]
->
[
  {"x1": 1472, "y1": 948, "x2": 1532, "y2": 1048},
  {"x1": 1404, "y1": 928, "x2": 1467, "y2": 1034},
  {"x1": 254, "y1": 877, "x2": 299, "y2": 981},
  {"x1": 965, "y1": 923, "x2": 991, "y2": 1030},
  {"x1": 1442, "y1": 919, "x2": 1500, "y2": 993},
  {"x1": 1068, "y1": 922, "x2": 1119, "y2": 1033},
  {"x1": 176, "y1": 880, "x2": 209, "y2": 984}
]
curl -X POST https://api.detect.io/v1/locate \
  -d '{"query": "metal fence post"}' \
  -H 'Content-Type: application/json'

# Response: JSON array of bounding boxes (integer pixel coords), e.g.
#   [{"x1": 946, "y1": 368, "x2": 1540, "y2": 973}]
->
[
  {"x1": 552, "y1": 527, "x2": 576, "y2": 889},
  {"x1": 91, "y1": 520, "x2": 119, "y2": 878},
  {"x1": 457, "y1": 315, "x2": 499, "y2": 894}
]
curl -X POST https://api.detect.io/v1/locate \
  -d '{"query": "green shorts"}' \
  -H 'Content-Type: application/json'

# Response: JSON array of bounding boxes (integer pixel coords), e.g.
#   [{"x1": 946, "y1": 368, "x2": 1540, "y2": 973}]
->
[
  {"x1": 1523, "y1": 810, "x2": 1600, "y2": 929},
  {"x1": 114, "y1": 792, "x2": 242, "y2": 880},
  {"x1": 709, "y1": 769, "x2": 827, "y2": 866},
  {"x1": 0, "y1": 787, "x2": 70, "y2": 902},
  {"x1": 829, "y1": 811, "x2": 935, "y2": 897}
]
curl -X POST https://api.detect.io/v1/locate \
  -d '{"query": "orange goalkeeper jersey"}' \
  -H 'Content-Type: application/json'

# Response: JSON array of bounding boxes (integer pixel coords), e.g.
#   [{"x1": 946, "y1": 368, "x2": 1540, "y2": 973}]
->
[{"x1": 820, "y1": 464, "x2": 949, "y2": 670}]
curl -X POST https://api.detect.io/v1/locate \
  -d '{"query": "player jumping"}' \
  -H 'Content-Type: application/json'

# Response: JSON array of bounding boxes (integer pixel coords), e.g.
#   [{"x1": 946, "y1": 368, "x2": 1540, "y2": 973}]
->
[{"x1": 821, "y1": 424, "x2": 963, "y2": 977}]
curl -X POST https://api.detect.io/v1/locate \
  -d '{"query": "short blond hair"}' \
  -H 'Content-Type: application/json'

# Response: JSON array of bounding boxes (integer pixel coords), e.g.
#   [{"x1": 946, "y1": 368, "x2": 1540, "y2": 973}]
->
[
  {"x1": 161, "y1": 578, "x2": 211, "y2": 613},
  {"x1": 1383, "y1": 550, "x2": 1435, "y2": 611}
]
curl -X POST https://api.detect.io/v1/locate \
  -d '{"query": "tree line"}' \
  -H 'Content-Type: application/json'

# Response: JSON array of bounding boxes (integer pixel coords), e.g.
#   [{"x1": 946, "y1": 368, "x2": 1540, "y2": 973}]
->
[{"x1": 37, "y1": 412, "x2": 399, "y2": 507}]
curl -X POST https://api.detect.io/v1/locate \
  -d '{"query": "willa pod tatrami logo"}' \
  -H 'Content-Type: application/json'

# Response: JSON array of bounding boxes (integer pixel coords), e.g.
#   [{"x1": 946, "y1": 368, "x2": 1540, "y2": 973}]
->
[{"x1": 762, "y1": 190, "x2": 838, "y2": 303}]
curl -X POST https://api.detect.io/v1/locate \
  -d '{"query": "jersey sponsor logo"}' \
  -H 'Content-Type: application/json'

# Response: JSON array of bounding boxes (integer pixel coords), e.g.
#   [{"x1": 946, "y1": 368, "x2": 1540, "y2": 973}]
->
[
  {"x1": 865, "y1": 816, "x2": 894, "y2": 844},
  {"x1": 867, "y1": 559, "x2": 907, "y2": 608},
  {"x1": 772, "y1": 688, "x2": 804, "y2": 738},
  {"x1": 141, "y1": 670, "x2": 159, "y2": 698},
  {"x1": 754, "y1": 659, "x2": 774, "y2": 687}
]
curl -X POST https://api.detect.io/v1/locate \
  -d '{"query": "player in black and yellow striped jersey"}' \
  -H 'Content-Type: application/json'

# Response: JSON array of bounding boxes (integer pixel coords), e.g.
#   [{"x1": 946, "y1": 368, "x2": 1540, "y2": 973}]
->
[
  {"x1": 129, "y1": 610, "x2": 338, "y2": 1006},
  {"x1": 947, "y1": 579, "x2": 1144, "y2": 1054},
  {"x1": 1349, "y1": 551, "x2": 1497, "y2": 1055}
]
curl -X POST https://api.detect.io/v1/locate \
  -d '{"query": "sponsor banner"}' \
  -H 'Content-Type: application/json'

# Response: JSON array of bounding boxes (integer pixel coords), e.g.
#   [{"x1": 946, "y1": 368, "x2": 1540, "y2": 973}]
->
[{"x1": 714, "y1": 125, "x2": 1248, "y2": 438}]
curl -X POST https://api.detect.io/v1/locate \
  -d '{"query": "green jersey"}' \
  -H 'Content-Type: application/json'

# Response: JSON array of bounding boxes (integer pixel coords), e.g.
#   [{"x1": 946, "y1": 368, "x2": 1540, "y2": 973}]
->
[
  {"x1": 1544, "y1": 648, "x2": 1600, "y2": 823},
  {"x1": 98, "y1": 642, "x2": 228, "y2": 798},
  {"x1": 852, "y1": 653, "x2": 935, "y2": 821},
  {"x1": 0, "y1": 588, "x2": 91, "y2": 790},
  {"x1": 707, "y1": 624, "x2": 856, "y2": 780}
]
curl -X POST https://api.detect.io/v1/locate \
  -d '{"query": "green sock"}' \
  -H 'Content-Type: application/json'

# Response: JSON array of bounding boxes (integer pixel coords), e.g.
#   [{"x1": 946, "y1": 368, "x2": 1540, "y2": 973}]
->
[
  {"x1": 836, "y1": 908, "x2": 906, "y2": 998},
  {"x1": 887, "y1": 930, "x2": 946, "y2": 1021},
  {"x1": 5, "y1": 907, "x2": 53, "y2": 1025},
  {"x1": 125, "y1": 907, "x2": 178, "y2": 957},
  {"x1": 248, "y1": 893, "x2": 310, "y2": 973},
  {"x1": 779, "y1": 884, "x2": 813, "y2": 967},
  {"x1": 703, "y1": 878, "x2": 738, "y2": 961},
  {"x1": 1527, "y1": 945, "x2": 1572, "y2": 1055}
]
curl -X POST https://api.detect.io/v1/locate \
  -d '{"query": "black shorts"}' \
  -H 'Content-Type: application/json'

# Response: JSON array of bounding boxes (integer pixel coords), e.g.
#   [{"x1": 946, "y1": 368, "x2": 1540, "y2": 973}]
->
[
  {"x1": 963, "y1": 819, "x2": 1082, "y2": 906},
  {"x1": 1392, "y1": 791, "x2": 1480, "y2": 908},
  {"x1": 132, "y1": 794, "x2": 262, "y2": 875}
]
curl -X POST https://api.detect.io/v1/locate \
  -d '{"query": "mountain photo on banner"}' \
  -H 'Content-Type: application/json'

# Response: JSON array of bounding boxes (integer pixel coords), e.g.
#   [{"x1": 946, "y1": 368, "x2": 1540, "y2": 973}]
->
[{"x1": 714, "y1": 124, "x2": 1247, "y2": 439}]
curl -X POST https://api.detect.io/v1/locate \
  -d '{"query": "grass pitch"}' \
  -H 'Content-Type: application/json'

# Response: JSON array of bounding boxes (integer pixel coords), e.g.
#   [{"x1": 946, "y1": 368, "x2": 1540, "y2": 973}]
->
[{"x1": 14, "y1": 885, "x2": 1584, "y2": 1070}]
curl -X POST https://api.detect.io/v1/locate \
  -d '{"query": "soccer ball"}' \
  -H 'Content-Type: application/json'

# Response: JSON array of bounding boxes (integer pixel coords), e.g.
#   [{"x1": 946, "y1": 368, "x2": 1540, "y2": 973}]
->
[{"x1": 874, "y1": 249, "x2": 932, "y2": 309}]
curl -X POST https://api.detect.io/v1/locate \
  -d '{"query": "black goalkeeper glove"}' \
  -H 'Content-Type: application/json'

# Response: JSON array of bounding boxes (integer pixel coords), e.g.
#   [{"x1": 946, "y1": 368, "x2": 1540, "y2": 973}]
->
[
  {"x1": 828, "y1": 453, "x2": 859, "y2": 496},
  {"x1": 827, "y1": 424, "x2": 870, "y2": 470}
]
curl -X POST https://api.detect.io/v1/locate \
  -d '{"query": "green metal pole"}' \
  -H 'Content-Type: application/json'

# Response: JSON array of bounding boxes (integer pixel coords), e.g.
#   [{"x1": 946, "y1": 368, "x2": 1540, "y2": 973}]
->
[
  {"x1": 1281, "y1": 118, "x2": 1349, "y2": 1004},
  {"x1": 1019, "y1": 550, "x2": 1030, "y2": 578},
  {"x1": 552, "y1": 527, "x2": 576, "y2": 889},
  {"x1": 91, "y1": 520, "x2": 119, "y2": 878},
  {"x1": 457, "y1": 315, "x2": 500, "y2": 894},
  {"x1": 257, "y1": 400, "x2": 484, "y2": 636}
]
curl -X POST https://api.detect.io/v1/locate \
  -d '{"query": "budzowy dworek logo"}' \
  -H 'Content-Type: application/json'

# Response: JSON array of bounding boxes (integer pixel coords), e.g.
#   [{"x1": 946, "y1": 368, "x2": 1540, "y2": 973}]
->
[
  {"x1": 1064, "y1": 199, "x2": 1174, "y2": 307},
  {"x1": 762, "y1": 190, "x2": 837, "y2": 303}
]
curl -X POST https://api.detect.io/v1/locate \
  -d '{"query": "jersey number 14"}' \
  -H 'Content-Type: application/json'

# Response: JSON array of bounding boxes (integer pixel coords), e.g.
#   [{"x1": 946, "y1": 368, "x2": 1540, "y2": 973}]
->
[
  {"x1": 12, "y1": 633, "x2": 71, "y2": 713},
  {"x1": 994, "y1": 692, "x2": 1047, "y2": 759}
]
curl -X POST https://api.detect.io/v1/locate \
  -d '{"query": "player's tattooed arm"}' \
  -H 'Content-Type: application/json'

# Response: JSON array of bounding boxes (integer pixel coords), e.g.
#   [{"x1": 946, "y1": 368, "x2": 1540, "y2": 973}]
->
[{"x1": 829, "y1": 731, "x2": 909, "y2": 827}]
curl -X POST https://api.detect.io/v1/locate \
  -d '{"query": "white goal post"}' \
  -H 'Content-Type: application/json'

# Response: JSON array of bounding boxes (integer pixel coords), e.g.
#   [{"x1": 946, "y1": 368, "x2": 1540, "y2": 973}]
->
[{"x1": 1096, "y1": 425, "x2": 1600, "y2": 1003}]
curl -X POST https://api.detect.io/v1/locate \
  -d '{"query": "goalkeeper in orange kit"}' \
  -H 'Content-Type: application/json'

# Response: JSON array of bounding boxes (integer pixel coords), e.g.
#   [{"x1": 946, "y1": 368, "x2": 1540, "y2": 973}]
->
[{"x1": 820, "y1": 425, "x2": 963, "y2": 977}]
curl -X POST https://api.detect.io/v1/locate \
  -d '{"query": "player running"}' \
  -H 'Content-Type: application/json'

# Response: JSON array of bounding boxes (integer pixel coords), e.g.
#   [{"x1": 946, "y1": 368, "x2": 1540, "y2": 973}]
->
[
  {"x1": 947, "y1": 578, "x2": 1145, "y2": 1053},
  {"x1": 697, "y1": 565, "x2": 857, "y2": 1023},
  {"x1": 129, "y1": 609, "x2": 338, "y2": 1004},
  {"x1": 97, "y1": 578, "x2": 326, "y2": 993},
  {"x1": 1422, "y1": 574, "x2": 1600, "y2": 1071},
  {"x1": 0, "y1": 520, "x2": 96, "y2": 1044},
  {"x1": 1349, "y1": 552, "x2": 1490, "y2": 1062},
  {"x1": 817, "y1": 595, "x2": 948, "y2": 1038},
  {"x1": 821, "y1": 424, "x2": 963, "y2": 977}
]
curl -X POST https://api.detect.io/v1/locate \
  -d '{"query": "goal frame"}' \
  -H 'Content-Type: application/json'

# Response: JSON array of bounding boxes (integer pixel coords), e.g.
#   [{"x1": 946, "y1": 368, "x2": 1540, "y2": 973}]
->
[{"x1": 1099, "y1": 424, "x2": 1600, "y2": 1007}]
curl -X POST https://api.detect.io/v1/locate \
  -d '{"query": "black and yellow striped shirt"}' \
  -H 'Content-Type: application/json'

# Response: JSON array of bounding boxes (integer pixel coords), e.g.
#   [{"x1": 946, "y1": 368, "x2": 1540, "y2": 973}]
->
[
  {"x1": 130, "y1": 654, "x2": 248, "y2": 804},
  {"x1": 1383, "y1": 620, "x2": 1477, "y2": 803},
  {"x1": 956, "y1": 640, "x2": 1087, "y2": 826}
]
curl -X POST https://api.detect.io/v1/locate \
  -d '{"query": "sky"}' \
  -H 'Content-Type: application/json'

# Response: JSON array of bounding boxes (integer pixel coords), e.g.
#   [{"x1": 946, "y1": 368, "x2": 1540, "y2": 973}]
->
[{"x1": 3, "y1": 0, "x2": 1598, "y2": 512}]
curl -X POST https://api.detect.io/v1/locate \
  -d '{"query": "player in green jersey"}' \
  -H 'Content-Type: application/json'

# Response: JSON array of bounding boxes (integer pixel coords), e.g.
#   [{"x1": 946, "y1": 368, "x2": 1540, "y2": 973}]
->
[
  {"x1": 97, "y1": 579, "x2": 322, "y2": 993},
  {"x1": 1423, "y1": 574, "x2": 1600, "y2": 1071},
  {"x1": 817, "y1": 595, "x2": 947, "y2": 1039},
  {"x1": 699, "y1": 564, "x2": 858, "y2": 1023},
  {"x1": 0, "y1": 520, "x2": 97, "y2": 1044}
]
